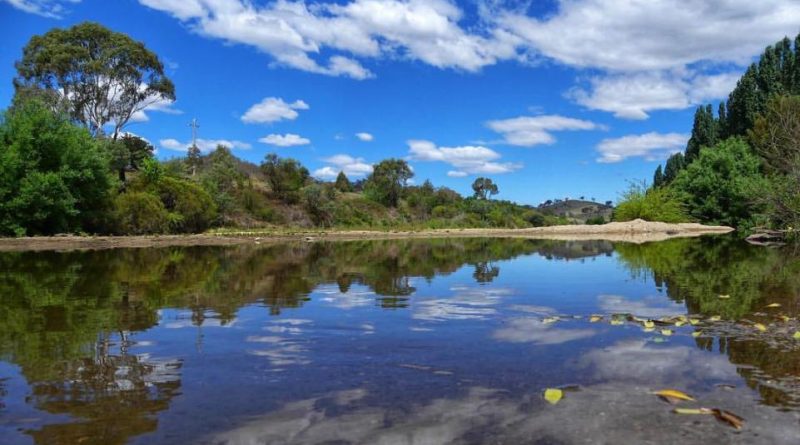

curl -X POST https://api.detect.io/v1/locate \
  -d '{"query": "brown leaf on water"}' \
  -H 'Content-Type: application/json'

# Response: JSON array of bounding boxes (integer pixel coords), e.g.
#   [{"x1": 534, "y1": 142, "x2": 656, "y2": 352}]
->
[
  {"x1": 673, "y1": 407, "x2": 713, "y2": 415},
  {"x1": 712, "y1": 409, "x2": 744, "y2": 430},
  {"x1": 654, "y1": 389, "x2": 694, "y2": 404}
]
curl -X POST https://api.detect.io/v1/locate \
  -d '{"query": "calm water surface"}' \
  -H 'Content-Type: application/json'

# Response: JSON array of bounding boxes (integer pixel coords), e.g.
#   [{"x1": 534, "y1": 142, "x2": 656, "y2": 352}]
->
[{"x1": 0, "y1": 237, "x2": 799, "y2": 444}]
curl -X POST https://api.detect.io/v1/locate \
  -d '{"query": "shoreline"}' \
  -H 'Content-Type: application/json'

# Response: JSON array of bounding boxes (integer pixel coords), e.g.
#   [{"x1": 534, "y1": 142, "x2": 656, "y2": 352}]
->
[{"x1": 0, "y1": 220, "x2": 735, "y2": 252}]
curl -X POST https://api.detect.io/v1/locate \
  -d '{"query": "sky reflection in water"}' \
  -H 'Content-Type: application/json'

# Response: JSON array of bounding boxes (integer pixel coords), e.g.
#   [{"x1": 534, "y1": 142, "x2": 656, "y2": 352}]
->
[{"x1": 0, "y1": 237, "x2": 798, "y2": 444}]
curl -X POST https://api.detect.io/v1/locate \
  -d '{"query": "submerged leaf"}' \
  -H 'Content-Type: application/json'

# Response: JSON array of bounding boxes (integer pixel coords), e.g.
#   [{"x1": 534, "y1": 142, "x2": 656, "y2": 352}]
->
[
  {"x1": 793, "y1": 331, "x2": 800, "y2": 340},
  {"x1": 544, "y1": 388, "x2": 563, "y2": 405},
  {"x1": 691, "y1": 331, "x2": 702, "y2": 338},
  {"x1": 718, "y1": 294, "x2": 731, "y2": 300},
  {"x1": 712, "y1": 409, "x2": 744, "y2": 430},
  {"x1": 765, "y1": 303, "x2": 782, "y2": 308},
  {"x1": 661, "y1": 329, "x2": 673, "y2": 336},
  {"x1": 673, "y1": 408, "x2": 713, "y2": 415},
  {"x1": 754, "y1": 323, "x2": 767, "y2": 332},
  {"x1": 655, "y1": 389, "x2": 694, "y2": 404},
  {"x1": 674, "y1": 320, "x2": 686, "y2": 327}
]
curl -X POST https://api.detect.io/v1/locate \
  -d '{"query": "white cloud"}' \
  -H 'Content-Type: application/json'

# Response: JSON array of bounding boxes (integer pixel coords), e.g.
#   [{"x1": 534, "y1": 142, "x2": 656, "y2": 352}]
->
[
  {"x1": 259, "y1": 133, "x2": 311, "y2": 147},
  {"x1": 355, "y1": 132, "x2": 374, "y2": 142},
  {"x1": 313, "y1": 154, "x2": 374, "y2": 179},
  {"x1": 499, "y1": 0, "x2": 800, "y2": 72},
  {"x1": 569, "y1": 72, "x2": 741, "y2": 120},
  {"x1": 596, "y1": 132, "x2": 688, "y2": 163},
  {"x1": 3, "y1": 0, "x2": 80, "y2": 18},
  {"x1": 129, "y1": 96, "x2": 183, "y2": 123},
  {"x1": 241, "y1": 97, "x2": 309, "y2": 124},
  {"x1": 160, "y1": 138, "x2": 252, "y2": 153},
  {"x1": 486, "y1": 115, "x2": 602, "y2": 146},
  {"x1": 408, "y1": 140, "x2": 521, "y2": 176}
]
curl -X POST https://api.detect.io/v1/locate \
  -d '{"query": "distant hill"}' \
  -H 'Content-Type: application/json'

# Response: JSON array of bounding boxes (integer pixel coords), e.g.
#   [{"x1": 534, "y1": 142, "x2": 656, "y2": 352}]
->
[{"x1": 538, "y1": 200, "x2": 614, "y2": 223}]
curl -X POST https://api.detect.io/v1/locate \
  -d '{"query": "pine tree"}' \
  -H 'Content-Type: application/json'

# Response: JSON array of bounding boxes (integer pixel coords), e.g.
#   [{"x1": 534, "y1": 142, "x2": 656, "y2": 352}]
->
[
  {"x1": 187, "y1": 144, "x2": 201, "y2": 176},
  {"x1": 334, "y1": 171, "x2": 352, "y2": 192},
  {"x1": 685, "y1": 105, "x2": 718, "y2": 162},
  {"x1": 653, "y1": 165, "x2": 664, "y2": 188},
  {"x1": 664, "y1": 152, "x2": 685, "y2": 184}
]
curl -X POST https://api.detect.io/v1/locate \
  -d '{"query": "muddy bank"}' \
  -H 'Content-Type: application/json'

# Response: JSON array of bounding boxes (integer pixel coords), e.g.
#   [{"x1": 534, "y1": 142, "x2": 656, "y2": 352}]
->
[{"x1": 0, "y1": 219, "x2": 734, "y2": 252}]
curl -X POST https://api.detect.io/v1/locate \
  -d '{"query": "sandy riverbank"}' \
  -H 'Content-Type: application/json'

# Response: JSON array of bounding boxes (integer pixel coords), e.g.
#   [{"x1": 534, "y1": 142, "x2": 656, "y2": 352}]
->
[{"x1": 0, "y1": 219, "x2": 734, "y2": 252}]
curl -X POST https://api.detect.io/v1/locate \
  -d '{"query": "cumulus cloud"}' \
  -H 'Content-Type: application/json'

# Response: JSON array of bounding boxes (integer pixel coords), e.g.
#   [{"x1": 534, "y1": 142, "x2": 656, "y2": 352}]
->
[
  {"x1": 3, "y1": 0, "x2": 80, "y2": 18},
  {"x1": 241, "y1": 97, "x2": 309, "y2": 124},
  {"x1": 313, "y1": 154, "x2": 374, "y2": 179},
  {"x1": 486, "y1": 115, "x2": 603, "y2": 146},
  {"x1": 569, "y1": 72, "x2": 741, "y2": 120},
  {"x1": 596, "y1": 132, "x2": 688, "y2": 163},
  {"x1": 407, "y1": 140, "x2": 521, "y2": 176},
  {"x1": 160, "y1": 138, "x2": 251, "y2": 152},
  {"x1": 259, "y1": 133, "x2": 311, "y2": 147},
  {"x1": 355, "y1": 132, "x2": 374, "y2": 142}
]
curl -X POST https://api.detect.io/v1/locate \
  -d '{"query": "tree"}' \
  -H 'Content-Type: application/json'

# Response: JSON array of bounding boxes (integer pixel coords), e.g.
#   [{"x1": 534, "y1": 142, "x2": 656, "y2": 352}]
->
[
  {"x1": 334, "y1": 171, "x2": 352, "y2": 193},
  {"x1": 365, "y1": 159, "x2": 412, "y2": 207},
  {"x1": 107, "y1": 134, "x2": 154, "y2": 182},
  {"x1": 14, "y1": 22, "x2": 175, "y2": 139},
  {"x1": 685, "y1": 105, "x2": 719, "y2": 162},
  {"x1": 653, "y1": 165, "x2": 665, "y2": 188},
  {"x1": 471, "y1": 177, "x2": 499, "y2": 200},
  {"x1": 0, "y1": 99, "x2": 112, "y2": 236},
  {"x1": 672, "y1": 138, "x2": 768, "y2": 228},
  {"x1": 261, "y1": 153, "x2": 309, "y2": 204},
  {"x1": 663, "y1": 152, "x2": 685, "y2": 183},
  {"x1": 749, "y1": 95, "x2": 800, "y2": 174},
  {"x1": 186, "y1": 144, "x2": 202, "y2": 176}
]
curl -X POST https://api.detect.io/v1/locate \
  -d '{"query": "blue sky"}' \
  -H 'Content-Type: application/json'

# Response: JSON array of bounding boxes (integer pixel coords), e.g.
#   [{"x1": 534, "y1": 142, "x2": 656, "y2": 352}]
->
[{"x1": 2, "y1": 0, "x2": 799, "y2": 205}]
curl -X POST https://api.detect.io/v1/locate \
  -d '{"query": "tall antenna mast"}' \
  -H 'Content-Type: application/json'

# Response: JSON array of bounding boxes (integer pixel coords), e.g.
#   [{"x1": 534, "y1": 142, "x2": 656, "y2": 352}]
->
[{"x1": 189, "y1": 118, "x2": 200, "y2": 147}]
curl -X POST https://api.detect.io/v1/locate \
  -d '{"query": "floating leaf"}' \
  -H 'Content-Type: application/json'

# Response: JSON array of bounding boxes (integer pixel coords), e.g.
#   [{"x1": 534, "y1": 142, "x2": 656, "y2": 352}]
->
[
  {"x1": 689, "y1": 318, "x2": 700, "y2": 325},
  {"x1": 718, "y1": 294, "x2": 731, "y2": 300},
  {"x1": 674, "y1": 320, "x2": 686, "y2": 327},
  {"x1": 610, "y1": 319, "x2": 624, "y2": 326},
  {"x1": 544, "y1": 388, "x2": 563, "y2": 405},
  {"x1": 691, "y1": 331, "x2": 702, "y2": 338},
  {"x1": 643, "y1": 320, "x2": 655, "y2": 328},
  {"x1": 661, "y1": 329, "x2": 673, "y2": 336},
  {"x1": 754, "y1": 323, "x2": 767, "y2": 332},
  {"x1": 709, "y1": 316, "x2": 721, "y2": 322},
  {"x1": 712, "y1": 409, "x2": 744, "y2": 430},
  {"x1": 542, "y1": 317, "x2": 559, "y2": 324},
  {"x1": 643, "y1": 327, "x2": 655, "y2": 333},
  {"x1": 793, "y1": 331, "x2": 800, "y2": 340},
  {"x1": 673, "y1": 408, "x2": 713, "y2": 415},
  {"x1": 765, "y1": 303, "x2": 782, "y2": 308},
  {"x1": 589, "y1": 315, "x2": 602, "y2": 323},
  {"x1": 655, "y1": 389, "x2": 694, "y2": 404}
]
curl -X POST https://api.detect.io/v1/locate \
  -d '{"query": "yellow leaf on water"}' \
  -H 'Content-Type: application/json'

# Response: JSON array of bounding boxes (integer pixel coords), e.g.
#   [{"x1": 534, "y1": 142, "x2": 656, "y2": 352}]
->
[
  {"x1": 765, "y1": 303, "x2": 782, "y2": 308},
  {"x1": 655, "y1": 389, "x2": 695, "y2": 403},
  {"x1": 793, "y1": 331, "x2": 800, "y2": 340},
  {"x1": 610, "y1": 319, "x2": 624, "y2": 326},
  {"x1": 542, "y1": 317, "x2": 559, "y2": 324},
  {"x1": 643, "y1": 320, "x2": 655, "y2": 328},
  {"x1": 754, "y1": 323, "x2": 767, "y2": 332},
  {"x1": 675, "y1": 321, "x2": 686, "y2": 327},
  {"x1": 661, "y1": 329, "x2": 673, "y2": 336},
  {"x1": 589, "y1": 315, "x2": 602, "y2": 323},
  {"x1": 718, "y1": 294, "x2": 731, "y2": 299},
  {"x1": 544, "y1": 388, "x2": 563, "y2": 405},
  {"x1": 692, "y1": 331, "x2": 702, "y2": 338},
  {"x1": 689, "y1": 319, "x2": 700, "y2": 325},
  {"x1": 673, "y1": 408, "x2": 713, "y2": 415},
  {"x1": 709, "y1": 316, "x2": 721, "y2": 322}
]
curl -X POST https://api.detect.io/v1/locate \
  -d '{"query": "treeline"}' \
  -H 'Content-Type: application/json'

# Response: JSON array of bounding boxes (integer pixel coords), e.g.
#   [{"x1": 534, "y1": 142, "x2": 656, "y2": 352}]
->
[
  {"x1": 617, "y1": 33, "x2": 800, "y2": 233},
  {"x1": 0, "y1": 22, "x2": 567, "y2": 237}
]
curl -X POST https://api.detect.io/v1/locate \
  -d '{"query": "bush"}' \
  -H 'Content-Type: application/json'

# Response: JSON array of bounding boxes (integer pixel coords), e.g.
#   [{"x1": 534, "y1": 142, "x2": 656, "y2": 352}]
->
[
  {"x1": 113, "y1": 192, "x2": 169, "y2": 234},
  {"x1": 586, "y1": 215, "x2": 606, "y2": 225},
  {"x1": 614, "y1": 182, "x2": 690, "y2": 223}
]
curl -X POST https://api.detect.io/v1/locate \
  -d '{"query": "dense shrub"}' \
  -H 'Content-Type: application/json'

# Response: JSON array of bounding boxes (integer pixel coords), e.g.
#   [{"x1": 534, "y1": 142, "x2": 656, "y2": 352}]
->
[
  {"x1": 614, "y1": 182, "x2": 690, "y2": 223},
  {"x1": 113, "y1": 192, "x2": 169, "y2": 234}
]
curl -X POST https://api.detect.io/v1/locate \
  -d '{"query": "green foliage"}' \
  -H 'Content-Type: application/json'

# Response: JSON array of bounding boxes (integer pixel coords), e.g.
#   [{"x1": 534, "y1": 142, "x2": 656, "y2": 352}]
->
[
  {"x1": 0, "y1": 99, "x2": 112, "y2": 236},
  {"x1": 303, "y1": 184, "x2": 335, "y2": 227},
  {"x1": 334, "y1": 171, "x2": 352, "y2": 192},
  {"x1": 14, "y1": 22, "x2": 175, "y2": 138},
  {"x1": 113, "y1": 192, "x2": 169, "y2": 234},
  {"x1": 365, "y1": 158, "x2": 413, "y2": 207},
  {"x1": 585, "y1": 215, "x2": 606, "y2": 225},
  {"x1": 685, "y1": 105, "x2": 719, "y2": 162},
  {"x1": 613, "y1": 181, "x2": 690, "y2": 223},
  {"x1": 652, "y1": 165, "x2": 664, "y2": 188},
  {"x1": 671, "y1": 138, "x2": 768, "y2": 229},
  {"x1": 261, "y1": 153, "x2": 309, "y2": 204},
  {"x1": 471, "y1": 177, "x2": 499, "y2": 200}
]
